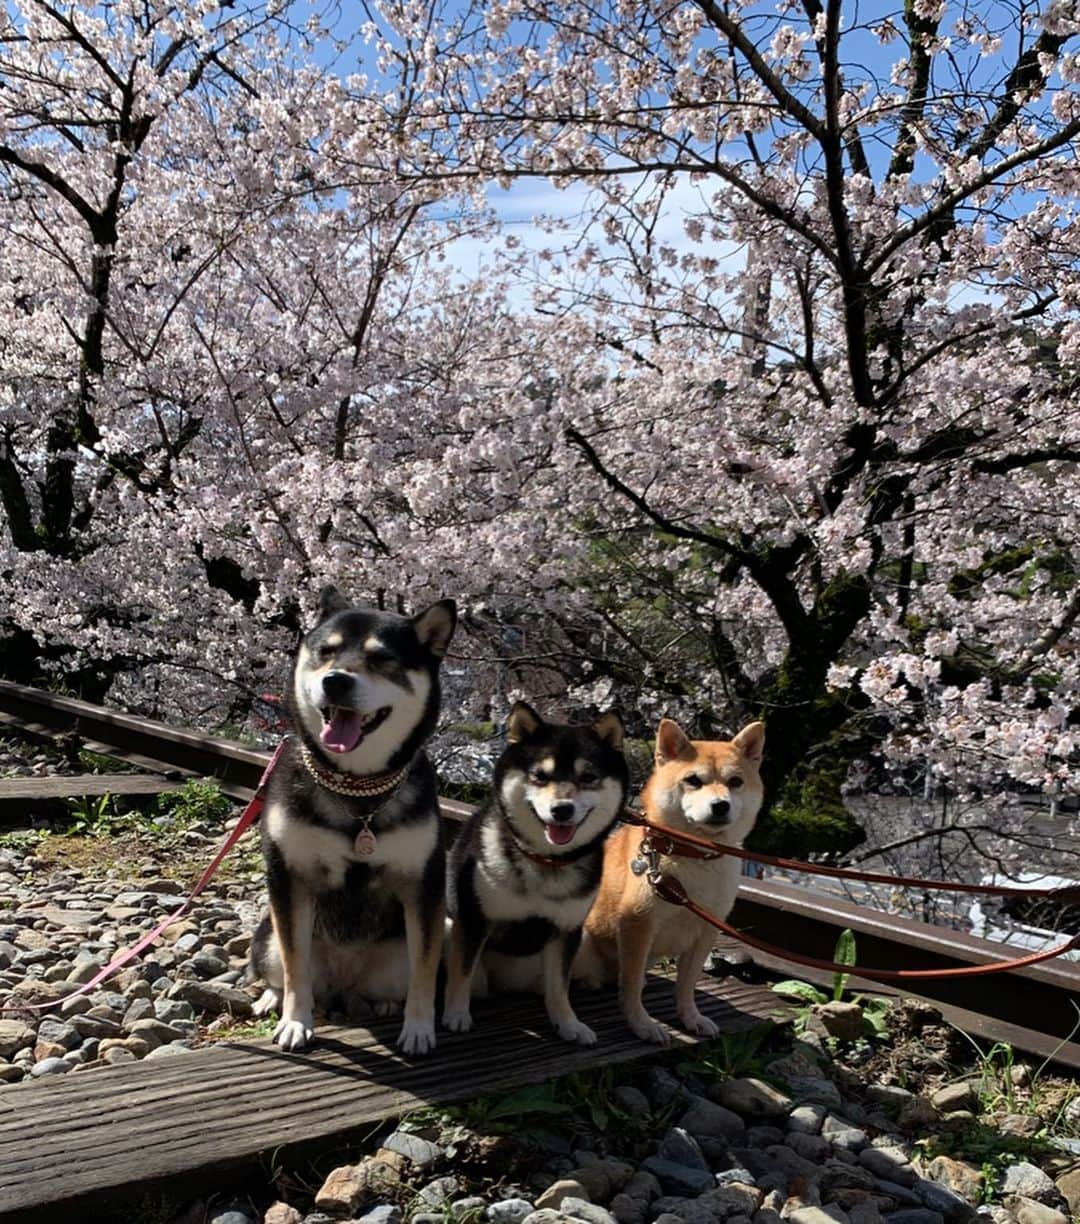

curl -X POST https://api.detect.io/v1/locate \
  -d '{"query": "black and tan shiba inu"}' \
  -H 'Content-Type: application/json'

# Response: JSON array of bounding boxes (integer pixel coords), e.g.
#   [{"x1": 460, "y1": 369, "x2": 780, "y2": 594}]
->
[
  {"x1": 575, "y1": 718, "x2": 765, "y2": 1044},
  {"x1": 443, "y1": 702, "x2": 629, "y2": 1045},
  {"x1": 248, "y1": 585, "x2": 456, "y2": 1053}
]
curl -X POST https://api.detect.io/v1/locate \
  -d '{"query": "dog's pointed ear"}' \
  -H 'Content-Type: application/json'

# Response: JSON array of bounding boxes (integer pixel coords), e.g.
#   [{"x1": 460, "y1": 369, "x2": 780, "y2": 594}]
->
[
  {"x1": 591, "y1": 710, "x2": 624, "y2": 750},
  {"x1": 655, "y1": 718, "x2": 693, "y2": 765},
  {"x1": 507, "y1": 700, "x2": 544, "y2": 743},
  {"x1": 733, "y1": 720, "x2": 765, "y2": 763},
  {"x1": 412, "y1": 599, "x2": 457, "y2": 658},
  {"x1": 317, "y1": 585, "x2": 350, "y2": 621}
]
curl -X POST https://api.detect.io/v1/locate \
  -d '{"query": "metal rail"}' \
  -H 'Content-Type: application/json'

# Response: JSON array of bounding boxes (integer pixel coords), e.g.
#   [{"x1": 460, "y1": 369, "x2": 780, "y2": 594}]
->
[{"x1": 1, "y1": 678, "x2": 1078, "y2": 1065}]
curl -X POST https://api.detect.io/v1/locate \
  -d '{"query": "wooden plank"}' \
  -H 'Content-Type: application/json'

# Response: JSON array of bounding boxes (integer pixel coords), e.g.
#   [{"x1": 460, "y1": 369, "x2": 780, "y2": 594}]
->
[
  {"x1": 0, "y1": 774, "x2": 184, "y2": 801},
  {"x1": 0, "y1": 975, "x2": 785, "y2": 1221}
]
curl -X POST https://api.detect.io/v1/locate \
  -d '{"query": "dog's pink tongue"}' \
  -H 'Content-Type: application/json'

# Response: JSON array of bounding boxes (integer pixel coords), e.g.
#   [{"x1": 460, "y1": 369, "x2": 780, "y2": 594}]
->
[
  {"x1": 321, "y1": 709, "x2": 364, "y2": 754},
  {"x1": 545, "y1": 822, "x2": 576, "y2": 846}
]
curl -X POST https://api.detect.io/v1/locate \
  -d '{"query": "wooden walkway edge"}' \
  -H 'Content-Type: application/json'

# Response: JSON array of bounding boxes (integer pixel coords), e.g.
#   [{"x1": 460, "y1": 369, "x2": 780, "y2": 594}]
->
[{"x1": 0, "y1": 976, "x2": 785, "y2": 1222}]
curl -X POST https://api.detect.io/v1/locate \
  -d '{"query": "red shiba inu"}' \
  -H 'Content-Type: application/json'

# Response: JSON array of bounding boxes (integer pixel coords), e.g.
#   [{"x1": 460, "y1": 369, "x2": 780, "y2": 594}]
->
[{"x1": 574, "y1": 718, "x2": 765, "y2": 1044}]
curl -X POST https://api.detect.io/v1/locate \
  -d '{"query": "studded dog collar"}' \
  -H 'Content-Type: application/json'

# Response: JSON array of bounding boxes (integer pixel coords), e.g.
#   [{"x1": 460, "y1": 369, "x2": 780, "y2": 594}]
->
[{"x1": 298, "y1": 738, "x2": 408, "y2": 799}]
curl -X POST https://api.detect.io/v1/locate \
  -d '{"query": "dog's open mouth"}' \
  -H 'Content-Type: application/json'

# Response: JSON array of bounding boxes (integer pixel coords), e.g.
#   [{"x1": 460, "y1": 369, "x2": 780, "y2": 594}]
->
[
  {"x1": 319, "y1": 706, "x2": 391, "y2": 753},
  {"x1": 544, "y1": 821, "x2": 578, "y2": 846}
]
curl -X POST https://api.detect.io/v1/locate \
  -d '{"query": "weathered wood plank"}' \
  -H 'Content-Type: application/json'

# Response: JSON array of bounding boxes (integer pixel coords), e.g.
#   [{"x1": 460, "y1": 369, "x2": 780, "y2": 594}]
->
[
  {"x1": 0, "y1": 774, "x2": 183, "y2": 801},
  {"x1": 0, "y1": 975, "x2": 786, "y2": 1221}
]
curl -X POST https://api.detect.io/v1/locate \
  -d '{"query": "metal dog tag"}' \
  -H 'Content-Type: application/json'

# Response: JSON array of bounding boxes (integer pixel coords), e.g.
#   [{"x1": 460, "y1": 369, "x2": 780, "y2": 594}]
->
[
  {"x1": 630, "y1": 857, "x2": 649, "y2": 876},
  {"x1": 354, "y1": 828, "x2": 377, "y2": 858}
]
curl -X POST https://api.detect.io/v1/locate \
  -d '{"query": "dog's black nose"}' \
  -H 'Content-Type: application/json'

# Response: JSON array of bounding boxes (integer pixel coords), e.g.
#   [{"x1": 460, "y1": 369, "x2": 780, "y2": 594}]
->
[
  {"x1": 550, "y1": 801, "x2": 576, "y2": 823},
  {"x1": 709, "y1": 798, "x2": 730, "y2": 821},
  {"x1": 322, "y1": 670, "x2": 355, "y2": 703}
]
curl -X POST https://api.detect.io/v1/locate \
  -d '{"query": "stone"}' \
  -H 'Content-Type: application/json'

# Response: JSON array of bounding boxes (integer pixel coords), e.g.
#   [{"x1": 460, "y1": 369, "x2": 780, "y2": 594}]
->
[
  {"x1": 764, "y1": 1146, "x2": 819, "y2": 1180},
  {"x1": 209, "y1": 1212, "x2": 255, "y2": 1224},
  {"x1": 521, "y1": 1213, "x2": 576, "y2": 1224},
  {"x1": 0, "y1": 1020, "x2": 36, "y2": 1057},
  {"x1": 34, "y1": 1040, "x2": 68, "y2": 1061},
  {"x1": 811, "y1": 1002, "x2": 864, "y2": 1042},
  {"x1": 358, "y1": 1207, "x2": 401, "y2": 1224},
  {"x1": 1054, "y1": 1168, "x2": 1080, "y2": 1216},
  {"x1": 129, "y1": 1017, "x2": 188, "y2": 1046},
  {"x1": 819, "y1": 1162, "x2": 875, "y2": 1194},
  {"x1": 788, "y1": 1105, "x2": 827, "y2": 1135},
  {"x1": 912, "y1": 1177, "x2": 976, "y2": 1222},
  {"x1": 929, "y1": 1084, "x2": 977, "y2": 1113},
  {"x1": 36, "y1": 1018, "x2": 81, "y2": 1050},
  {"x1": 167, "y1": 980, "x2": 253, "y2": 1016},
  {"x1": 71, "y1": 1015, "x2": 123, "y2": 1039},
  {"x1": 714, "y1": 1078, "x2": 792, "y2": 1118},
  {"x1": 785, "y1": 1209, "x2": 849, "y2": 1224},
  {"x1": 123, "y1": 998, "x2": 156, "y2": 1026},
  {"x1": 925, "y1": 1158, "x2": 984, "y2": 1205},
  {"x1": 858, "y1": 1149, "x2": 914, "y2": 1188},
  {"x1": 488, "y1": 1200, "x2": 536, "y2": 1224},
  {"x1": 680, "y1": 1097, "x2": 746, "y2": 1142},
  {"x1": 640, "y1": 1159, "x2": 714, "y2": 1197},
  {"x1": 706, "y1": 1184, "x2": 762, "y2": 1216},
  {"x1": 828, "y1": 1130, "x2": 868, "y2": 1154},
  {"x1": 154, "y1": 998, "x2": 196, "y2": 1024},
  {"x1": 787, "y1": 1135, "x2": 831, "y2": 1163},
  {"x1": 897, "y1": 1098, "x2": 938, "y2": 1133},
  {"x1": 613, "y1": 1086, "x2": 650, "y2": 1116},
  {"x1": 786, "y1": 1078, "x2": 843, "y2": 1109},
  {"x1": 535, "y1": 1181, "x2": 591, "y2": 1212},
  {"x1": 878, "y1": 1215, "x2": 943, "y2": 1224},
  {"x1": 1004, "y1": 1201, "x2": 1067, "y2": 1224},
  {"x1": 559, "y1": 1199, "x2": 616, "y2": 1224},
  {"x1": 381, "y1": 1131, "x2": 443, "y2": 1169},
  {"x1": 263, "y1": 1206, "x2": 303, "y2": 1224},
  {"x1": 1001, "y1": 1164, "x2": 1058, "y2": 1206},
  {"x1": 568, "y1": 1166, "x2": 614, "y2": 1203},
  {"x1": 452, "y1": 1197, "x2": 489, "y2": 1222},
  {"x1": 29, "y1": 1056, "x2": 72, "y2": 1077},
  {"x1": 747, "y1": 1127, "x2": 786, "y2": 1149},
  {"x1": 313, "y1": 1157, "x2": 401, "y2": 1212},
  {"x1": 658, "y1": 1128, "x2": 709, "y2": 1171},
  {"x1": 999, "y1": 1115, "x2": 1042, "y2": 1139},
  {"x1": 648, "y1": 1198, "x2": 717, "y2": 1224}
]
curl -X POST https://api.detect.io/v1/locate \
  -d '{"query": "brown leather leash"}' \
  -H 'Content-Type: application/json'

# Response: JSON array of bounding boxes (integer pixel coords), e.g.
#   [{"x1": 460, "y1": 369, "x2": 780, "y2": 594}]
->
[{"x1": 621, "y1": 813, "x2": 1080, "y2": 981}]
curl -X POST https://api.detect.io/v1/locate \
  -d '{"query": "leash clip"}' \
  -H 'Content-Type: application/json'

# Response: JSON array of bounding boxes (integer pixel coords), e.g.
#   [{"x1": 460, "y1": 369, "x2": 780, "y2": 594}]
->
[{"x1": 631, "y1": 834, "x2": 665, "y2": 887}]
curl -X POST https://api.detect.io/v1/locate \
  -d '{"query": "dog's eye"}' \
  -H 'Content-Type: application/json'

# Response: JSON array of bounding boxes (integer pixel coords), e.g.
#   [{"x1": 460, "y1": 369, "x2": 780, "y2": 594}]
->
[
  {"x1": 366, "y1": 651, "x2": 393, "y2": 668},
  {"x1": 530, "y1": 770, "x2": 550, "y2": 785},
  {"x1": 682, "y1": 774, "x2": 703, "y2": 789},
  {"x1": 727, "y1": 775, "x2": 744, "y2": 790},
  {"x1": 317, "y1": 645, "x2": 336, "y2": 662},
  {"x1": 578, "y1": 770, "x2": 598, "y2": 787}
]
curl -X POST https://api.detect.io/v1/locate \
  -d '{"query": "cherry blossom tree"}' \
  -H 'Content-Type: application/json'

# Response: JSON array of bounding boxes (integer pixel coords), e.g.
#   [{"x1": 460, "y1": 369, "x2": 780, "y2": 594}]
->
[
  {"x1": 344, "y1": 0, "x2": 1080, "y2": 856},
  {"x1": 1, "y1": 0, "x2": 1077, "y2": 875}
]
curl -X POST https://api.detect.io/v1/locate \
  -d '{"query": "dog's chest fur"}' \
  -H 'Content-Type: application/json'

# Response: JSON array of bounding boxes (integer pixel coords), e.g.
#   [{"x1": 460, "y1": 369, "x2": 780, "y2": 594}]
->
[
  {"x1": 465, "y1": 816, "x2": 601, "y2": 930},
  {"x1": 648, "y1": 853, "x2": 742, "y2": 958}
]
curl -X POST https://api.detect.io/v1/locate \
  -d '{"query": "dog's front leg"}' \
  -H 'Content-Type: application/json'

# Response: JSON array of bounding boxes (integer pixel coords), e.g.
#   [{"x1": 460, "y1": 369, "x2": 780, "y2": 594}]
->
[
  {"x1": 675, "y1": 925, "x2": 719, "y2": 1037},
  {"x1": 543, "y1": 928, "x2": 596, "y2": 1046},
  {"x1": 617, "y1": 916, "x2": 668, "y2": 1045},
  {"x1": 398, "y1": 889, "x2": 445, "y2": 1055},
  {"x1": 442, "y1": 909, "x2": 489, "y2": 1034},
  {"x1": 270, "y1": 882, "x2": 316, "y2": 1052}
]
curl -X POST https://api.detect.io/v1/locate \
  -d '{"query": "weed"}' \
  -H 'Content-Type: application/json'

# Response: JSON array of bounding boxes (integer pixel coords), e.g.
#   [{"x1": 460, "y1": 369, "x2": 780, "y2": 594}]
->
[
  {"x1": 676, "y1": 1023, "x2": 773, "y2": 1081},
  {"x1": 155, "y1": 777, "x2": 235, "y2": 827},
  {"x1": 65, "y1": 791, "x2": 121, "y2": 836},
  {"x1": 771, "y1": 929, "x2": 892, "y2": 1042}
]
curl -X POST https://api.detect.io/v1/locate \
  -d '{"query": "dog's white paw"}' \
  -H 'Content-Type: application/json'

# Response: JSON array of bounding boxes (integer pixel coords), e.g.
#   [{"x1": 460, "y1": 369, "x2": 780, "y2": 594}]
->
[
  {"x1": 397, "y1": 1018, "x2": 437, "y2": 1055},
  {"x1": 273, "y1": 1017, "x2": 314, "y2": 1051},
  {"x1": 252, "y1": 988, "x2": 281, "y2": 1019},
  {"x1": 680, "y1": 1009, "x2": 718, "y2": 1038},
  {"x1": 554, "y1": 1017, "x2": 598, "y2": 1046},
  {"x1": 628, "y1": 1013, "x2": 670, "y2": 1045},
  {"x1": 442, "y1": 1007, "x2": 473, "y2": 1033}
]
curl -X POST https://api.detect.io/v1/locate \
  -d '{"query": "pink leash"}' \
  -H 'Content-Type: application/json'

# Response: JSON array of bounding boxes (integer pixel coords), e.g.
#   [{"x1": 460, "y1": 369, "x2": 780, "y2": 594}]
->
[{"x1": 0, "y1": 739, "x2": 286, "y2": 1016}]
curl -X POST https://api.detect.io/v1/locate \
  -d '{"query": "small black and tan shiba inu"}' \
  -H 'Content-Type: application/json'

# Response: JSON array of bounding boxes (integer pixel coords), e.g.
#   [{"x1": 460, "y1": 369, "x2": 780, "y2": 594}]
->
[
  {"x1": 443, "y1": 702, "x2": 629, "y2": 1045},
  {"x1": 575, "y1": 718, "x2": 765, "y2": 1044},
  {"x1": 248, "y1": 585, "x2": 456, "y2": 1053}
]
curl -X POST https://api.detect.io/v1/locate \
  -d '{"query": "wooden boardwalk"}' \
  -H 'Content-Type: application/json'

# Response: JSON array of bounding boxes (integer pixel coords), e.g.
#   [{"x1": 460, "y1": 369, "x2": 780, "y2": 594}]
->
[{"x1": 0, "y1": 974, "x2": 785, "y2": 1222}]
